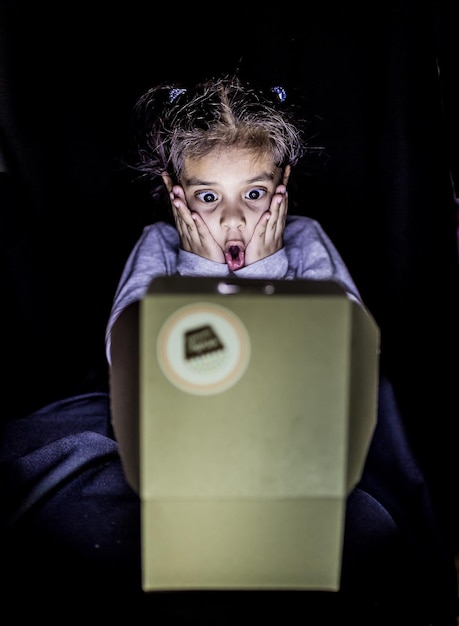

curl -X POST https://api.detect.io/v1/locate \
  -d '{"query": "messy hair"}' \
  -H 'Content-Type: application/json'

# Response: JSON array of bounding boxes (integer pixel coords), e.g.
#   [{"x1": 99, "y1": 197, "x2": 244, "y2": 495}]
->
[{"x1": 129, "y1": 75, "x2": 310, "y2": 200}]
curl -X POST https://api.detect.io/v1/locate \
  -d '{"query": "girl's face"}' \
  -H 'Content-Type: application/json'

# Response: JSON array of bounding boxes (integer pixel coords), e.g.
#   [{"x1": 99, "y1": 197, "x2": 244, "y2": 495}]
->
[{"x1": 177, "y1": 146, "x2": 290, "y2": 256}]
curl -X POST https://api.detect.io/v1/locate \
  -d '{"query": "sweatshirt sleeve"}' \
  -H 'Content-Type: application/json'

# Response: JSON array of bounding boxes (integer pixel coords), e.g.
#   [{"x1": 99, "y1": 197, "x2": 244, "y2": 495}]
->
[
  {"x1": 283, "y1": 215, "x2": 363, "y2": 305},
  {"x1": 105, "y1": 223, "x2": 179, "y2": 363}
]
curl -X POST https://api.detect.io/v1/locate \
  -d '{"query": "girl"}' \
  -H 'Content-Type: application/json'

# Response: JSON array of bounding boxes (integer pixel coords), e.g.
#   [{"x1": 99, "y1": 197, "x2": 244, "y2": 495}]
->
[{"x1": 105, "y1": 75, "x2": 362, "y2": 363}]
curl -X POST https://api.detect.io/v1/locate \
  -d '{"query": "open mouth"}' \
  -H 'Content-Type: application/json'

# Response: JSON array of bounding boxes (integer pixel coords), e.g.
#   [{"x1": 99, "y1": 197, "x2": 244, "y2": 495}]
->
[{"x1": 225, "y1": 244, "x2": 245, "y2": 271}]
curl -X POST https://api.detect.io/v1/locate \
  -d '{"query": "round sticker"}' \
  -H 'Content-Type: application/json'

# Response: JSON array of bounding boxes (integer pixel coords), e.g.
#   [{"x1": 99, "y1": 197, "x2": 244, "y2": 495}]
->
[{"x1": 157, "y1": 303, "x2": 251, "y2": 395}]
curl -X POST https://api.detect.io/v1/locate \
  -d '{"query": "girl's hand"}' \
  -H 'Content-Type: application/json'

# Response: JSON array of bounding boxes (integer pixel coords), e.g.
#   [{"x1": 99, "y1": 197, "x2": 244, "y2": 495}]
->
[
  {"x1": 170, "y1": 186, "x2": 225, "y2": 263},
  {"x1": 244, "y1": 184, "x2": 288, "y2": 266}
]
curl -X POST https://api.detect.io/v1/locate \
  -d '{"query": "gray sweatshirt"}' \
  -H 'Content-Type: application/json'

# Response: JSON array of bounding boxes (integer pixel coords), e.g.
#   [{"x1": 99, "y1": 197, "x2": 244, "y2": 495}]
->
[{"x1": 105, "y1": 215, "x2": 362, "y2": 363}]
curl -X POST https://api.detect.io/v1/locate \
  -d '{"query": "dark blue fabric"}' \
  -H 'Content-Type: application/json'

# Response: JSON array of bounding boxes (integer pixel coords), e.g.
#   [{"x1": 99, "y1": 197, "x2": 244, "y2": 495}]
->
[{"x1": 0, "y1": 378, "x2": 456, "y2": 624}]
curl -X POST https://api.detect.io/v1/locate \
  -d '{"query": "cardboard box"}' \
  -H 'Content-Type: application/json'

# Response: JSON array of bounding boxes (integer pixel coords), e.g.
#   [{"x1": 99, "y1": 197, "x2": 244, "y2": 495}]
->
[{"x1": 110, "y1": 277, "x2": 380, "y2": 592}]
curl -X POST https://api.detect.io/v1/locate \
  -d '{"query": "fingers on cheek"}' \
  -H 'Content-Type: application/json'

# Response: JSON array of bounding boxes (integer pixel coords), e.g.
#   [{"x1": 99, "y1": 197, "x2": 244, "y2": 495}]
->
[
  {"x1": 170, "y1": 186, "x2": 184, "y2": 204},
  {"x1": 272, "y1": 192, "x2": 285, "y2": 207},
  {"x1": 169, "y1": 191, "x2": 178, "y2": 207}
]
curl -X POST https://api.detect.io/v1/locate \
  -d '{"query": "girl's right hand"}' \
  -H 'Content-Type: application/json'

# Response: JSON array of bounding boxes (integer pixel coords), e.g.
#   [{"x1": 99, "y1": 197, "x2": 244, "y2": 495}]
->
[{"x1": 170, "y1": 186, "x2": 225, "y2": 263}]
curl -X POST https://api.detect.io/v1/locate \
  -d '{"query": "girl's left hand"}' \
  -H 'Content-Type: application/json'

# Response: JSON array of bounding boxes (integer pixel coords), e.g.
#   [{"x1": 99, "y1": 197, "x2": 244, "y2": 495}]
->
[{"x1": 244, "y1": 185, "x2": 288, "y2": 266}]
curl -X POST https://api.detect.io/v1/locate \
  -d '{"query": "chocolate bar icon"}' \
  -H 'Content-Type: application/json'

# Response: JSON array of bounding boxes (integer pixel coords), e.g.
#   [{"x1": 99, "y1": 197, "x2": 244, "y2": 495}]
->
[{"x1": 184, "y1": 325, "x2": 225, "y2": 361}]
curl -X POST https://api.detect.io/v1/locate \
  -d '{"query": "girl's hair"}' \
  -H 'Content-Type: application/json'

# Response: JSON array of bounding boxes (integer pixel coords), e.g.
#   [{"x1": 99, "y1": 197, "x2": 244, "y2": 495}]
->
[{"x1": 128, "y1": 74, "x2": 310, "y2": 200}]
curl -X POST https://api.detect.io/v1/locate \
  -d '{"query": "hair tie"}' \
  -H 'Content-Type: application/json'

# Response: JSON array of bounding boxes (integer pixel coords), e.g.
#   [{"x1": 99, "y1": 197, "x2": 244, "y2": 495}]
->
[
  {"x1": 271, "y1": 85, "x2": 287, "y2": 103},
  {"x1": 169, "y1": 88, "x2": 187, "y2": 103}
]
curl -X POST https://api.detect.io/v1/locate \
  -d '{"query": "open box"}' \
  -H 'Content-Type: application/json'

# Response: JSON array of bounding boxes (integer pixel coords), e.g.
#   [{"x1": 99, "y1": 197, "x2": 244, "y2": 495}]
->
[{"x1": 109, "y1": 276, "x2": 380, "y2": 592}]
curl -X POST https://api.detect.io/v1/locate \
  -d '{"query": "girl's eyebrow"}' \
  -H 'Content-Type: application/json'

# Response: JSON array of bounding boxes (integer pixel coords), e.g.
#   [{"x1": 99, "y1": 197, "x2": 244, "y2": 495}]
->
[
  {"x1": 246, "y1": 171, "x2": 276, "y2": 184},
  {"x1": 184, "y1": 171, "x2": 276, "y2": 187},
  {"x1": 184, "y1": 177, "x2": 214, "y2": 186}
]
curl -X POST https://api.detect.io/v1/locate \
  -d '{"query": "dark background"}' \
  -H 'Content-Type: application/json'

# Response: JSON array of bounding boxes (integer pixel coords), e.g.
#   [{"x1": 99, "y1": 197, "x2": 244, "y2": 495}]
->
[{"x1": 1, "y1": 0, "x2": 458, "y2": 548}]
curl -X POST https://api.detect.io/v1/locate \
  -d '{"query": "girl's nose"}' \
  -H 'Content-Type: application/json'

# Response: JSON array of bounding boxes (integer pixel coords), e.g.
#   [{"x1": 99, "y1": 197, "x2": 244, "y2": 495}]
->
[{"x1": 220, "y1": 204, "x2": 245, "y2": 229}]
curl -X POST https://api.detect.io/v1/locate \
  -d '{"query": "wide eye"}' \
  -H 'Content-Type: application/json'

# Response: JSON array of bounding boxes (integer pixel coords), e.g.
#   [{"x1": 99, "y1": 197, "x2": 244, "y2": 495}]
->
[
  {"x1": 246, "y1": 188, "x2": 266, "y2": 201},
  {"x1": 196, "y1": 190, "x2": 218, "y2": 203}
]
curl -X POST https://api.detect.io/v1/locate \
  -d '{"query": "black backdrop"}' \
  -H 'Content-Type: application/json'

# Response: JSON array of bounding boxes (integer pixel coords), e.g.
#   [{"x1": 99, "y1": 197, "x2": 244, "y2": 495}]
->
[{"x1": 1, "y1": 0, "x2": 458, "y2": 547}]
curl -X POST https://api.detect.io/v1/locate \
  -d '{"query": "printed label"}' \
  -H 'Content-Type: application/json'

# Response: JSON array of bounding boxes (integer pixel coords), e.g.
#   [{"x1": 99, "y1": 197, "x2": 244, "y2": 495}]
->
[{"x1": 156, "y1": 303, "x2": 251, "y2": 395}]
